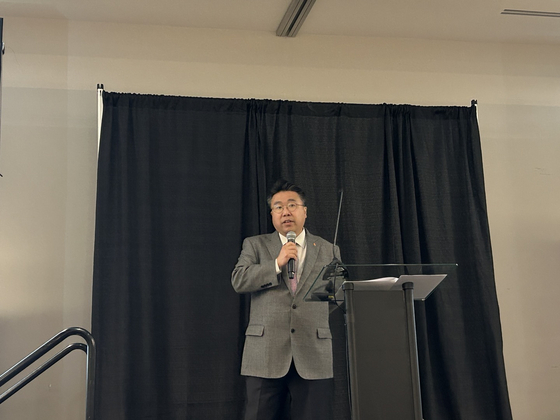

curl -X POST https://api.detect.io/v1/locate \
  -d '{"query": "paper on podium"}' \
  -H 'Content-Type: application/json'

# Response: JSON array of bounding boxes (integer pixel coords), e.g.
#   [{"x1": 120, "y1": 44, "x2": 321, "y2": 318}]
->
[
  {"x1": 360, "y1": 277, "x2": 399, "y2": 288},
  {"x1": 334, "y1": 277, "x2": 397, "y2": 300}
]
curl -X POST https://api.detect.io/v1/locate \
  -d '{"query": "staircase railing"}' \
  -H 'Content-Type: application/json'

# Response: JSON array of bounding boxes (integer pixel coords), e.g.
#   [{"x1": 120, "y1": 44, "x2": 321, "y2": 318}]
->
[{"x1": 0, "y1": 327, "x2": 96, "y2": 420}]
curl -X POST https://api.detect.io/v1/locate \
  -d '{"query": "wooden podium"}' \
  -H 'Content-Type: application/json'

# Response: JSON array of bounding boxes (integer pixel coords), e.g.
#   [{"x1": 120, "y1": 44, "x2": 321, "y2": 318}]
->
[{"x1": 305, "y1": 263, "x2": 454, "y2": 420}]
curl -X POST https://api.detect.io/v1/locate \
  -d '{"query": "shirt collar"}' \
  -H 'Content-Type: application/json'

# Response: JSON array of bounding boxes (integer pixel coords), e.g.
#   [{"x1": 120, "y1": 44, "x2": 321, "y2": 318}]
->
[{"x1": 279, "y1": 229, "x2": 306, "y2": 247}]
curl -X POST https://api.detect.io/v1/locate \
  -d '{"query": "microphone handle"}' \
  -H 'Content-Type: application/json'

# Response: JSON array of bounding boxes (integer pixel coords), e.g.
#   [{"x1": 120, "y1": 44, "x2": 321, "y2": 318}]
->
[{"x1": 288, "y1": 258, "x2": 295, "y2": 279}]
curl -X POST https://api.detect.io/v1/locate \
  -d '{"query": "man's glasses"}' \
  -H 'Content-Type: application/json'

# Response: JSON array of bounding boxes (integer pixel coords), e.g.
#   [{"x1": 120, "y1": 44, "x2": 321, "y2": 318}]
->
[{"x1": 271, "y1": 203, "x2": 305, "y2": 214}]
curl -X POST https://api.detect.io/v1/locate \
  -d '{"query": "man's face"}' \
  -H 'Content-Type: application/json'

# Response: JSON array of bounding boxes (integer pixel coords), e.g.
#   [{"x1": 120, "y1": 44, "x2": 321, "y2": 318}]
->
[{"x1": 270, "y1": 191, "x2": 307, "y2": 236}]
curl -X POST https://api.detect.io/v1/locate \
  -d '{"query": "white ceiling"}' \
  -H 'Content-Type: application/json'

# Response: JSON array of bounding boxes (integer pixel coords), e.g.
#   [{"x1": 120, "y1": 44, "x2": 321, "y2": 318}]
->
[{"x1": 1, "y1": 0, "x2": 560, "y2": 45}]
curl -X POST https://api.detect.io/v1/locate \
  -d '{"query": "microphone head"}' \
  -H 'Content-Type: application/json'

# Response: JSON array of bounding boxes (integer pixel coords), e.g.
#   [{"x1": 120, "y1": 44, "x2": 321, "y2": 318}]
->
[{"x1": 286, "y1": 231, "x2": 297, "y2": 242}]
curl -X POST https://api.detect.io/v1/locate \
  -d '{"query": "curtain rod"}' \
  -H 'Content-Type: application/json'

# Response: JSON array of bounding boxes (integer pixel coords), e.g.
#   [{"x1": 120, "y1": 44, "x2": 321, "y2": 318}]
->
[{"x1": 94, "y1": 86, "x2": 478, "y2": 110}]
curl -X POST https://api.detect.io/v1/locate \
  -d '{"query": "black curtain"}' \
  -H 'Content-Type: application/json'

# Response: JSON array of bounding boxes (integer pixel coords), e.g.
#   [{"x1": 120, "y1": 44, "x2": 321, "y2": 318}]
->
[{"x1": 92, "y1": 92, "x2": 512, "y2": 420}]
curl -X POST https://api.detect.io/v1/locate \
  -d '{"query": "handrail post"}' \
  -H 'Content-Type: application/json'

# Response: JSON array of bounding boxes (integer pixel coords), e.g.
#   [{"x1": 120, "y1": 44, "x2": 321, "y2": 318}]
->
[{"x1": 81, "y1": 329, "x2": 96, "y2": 420}]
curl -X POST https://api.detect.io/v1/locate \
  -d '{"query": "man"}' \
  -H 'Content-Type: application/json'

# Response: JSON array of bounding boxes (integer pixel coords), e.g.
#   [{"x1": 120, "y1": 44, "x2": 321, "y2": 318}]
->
[{"x1": 232, "y1": 180, "x2": 341, "y2": 420}]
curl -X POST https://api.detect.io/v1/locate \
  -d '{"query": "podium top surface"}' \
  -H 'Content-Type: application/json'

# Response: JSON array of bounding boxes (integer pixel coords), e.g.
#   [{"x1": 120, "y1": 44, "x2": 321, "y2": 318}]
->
[
  {"x1": 342, "y1": 274, "x2": 447, "y2": 300},
  {"x1": 304, "y1": 263, "x2": 457, "y2": 303}
]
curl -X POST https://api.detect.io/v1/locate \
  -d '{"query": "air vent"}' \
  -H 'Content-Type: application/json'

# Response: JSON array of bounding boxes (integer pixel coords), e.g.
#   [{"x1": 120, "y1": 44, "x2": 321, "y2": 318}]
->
[{"x1": 502, "y1": 9, "x2": 560, "y2": 17}]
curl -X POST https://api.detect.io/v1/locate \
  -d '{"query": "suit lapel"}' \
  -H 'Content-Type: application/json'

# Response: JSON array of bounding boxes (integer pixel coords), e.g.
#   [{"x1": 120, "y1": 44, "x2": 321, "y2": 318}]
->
[
  {"x1": 264, "y1": 231, "x2": 291, "y2": 289},
  {"x1": 295, "y1": 230, "x2": 321, "y2": 294},
  {"x1": 265, "y1": 232, "x2": 282, "y2": 261}
]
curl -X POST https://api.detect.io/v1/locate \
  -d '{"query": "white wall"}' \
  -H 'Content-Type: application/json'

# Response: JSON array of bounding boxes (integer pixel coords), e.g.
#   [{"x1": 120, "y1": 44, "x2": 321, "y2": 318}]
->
[{"x1": 0, "y1": 16, "x2": 558, "y2": 420}]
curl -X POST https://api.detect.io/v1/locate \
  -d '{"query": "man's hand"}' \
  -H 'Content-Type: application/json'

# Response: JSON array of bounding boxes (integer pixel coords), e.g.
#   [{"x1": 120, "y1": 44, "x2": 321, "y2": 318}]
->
[{"x1": 277, "y1": 242, "x2": 297, "y2": 268}]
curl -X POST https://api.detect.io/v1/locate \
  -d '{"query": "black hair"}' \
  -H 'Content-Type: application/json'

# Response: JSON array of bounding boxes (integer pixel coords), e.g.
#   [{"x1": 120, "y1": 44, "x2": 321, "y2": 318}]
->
[{"x1": 267, "y1": 179, "x2": 306, "y2": 207}]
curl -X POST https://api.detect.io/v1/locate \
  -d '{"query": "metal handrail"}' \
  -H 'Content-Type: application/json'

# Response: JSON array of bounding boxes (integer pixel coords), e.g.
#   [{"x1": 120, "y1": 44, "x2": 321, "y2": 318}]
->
[{"x1": 0, "y1": 327, "x2": 96, "y2": 420}]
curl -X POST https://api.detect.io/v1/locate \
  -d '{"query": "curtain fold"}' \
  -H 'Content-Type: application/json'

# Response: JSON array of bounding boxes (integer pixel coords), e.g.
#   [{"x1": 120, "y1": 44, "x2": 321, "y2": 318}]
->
[{"x1": 93, "y1": 93, "x2": 512, "y2": 420}]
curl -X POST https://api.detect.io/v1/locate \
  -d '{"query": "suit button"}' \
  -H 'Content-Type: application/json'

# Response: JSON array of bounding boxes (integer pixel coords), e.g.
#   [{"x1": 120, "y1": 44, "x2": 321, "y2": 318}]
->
[
  {"x1": 291, "y1": 328, "x2": 295, "y2": 333},
  {"x1": 292, "y1": 304, "x2": 297, "y2": 309}
]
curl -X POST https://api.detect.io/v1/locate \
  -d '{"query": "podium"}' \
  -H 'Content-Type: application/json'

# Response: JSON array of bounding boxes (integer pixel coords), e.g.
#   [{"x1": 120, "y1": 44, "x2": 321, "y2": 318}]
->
[{"x1": 305, "y1": 263, "x2": 457, "y2": 420}]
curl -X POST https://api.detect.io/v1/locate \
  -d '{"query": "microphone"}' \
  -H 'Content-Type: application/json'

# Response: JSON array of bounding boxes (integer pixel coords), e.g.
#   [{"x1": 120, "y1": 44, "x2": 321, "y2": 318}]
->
[{"x1": 287, "y1": 230, "x2": 296, "y2": 279}]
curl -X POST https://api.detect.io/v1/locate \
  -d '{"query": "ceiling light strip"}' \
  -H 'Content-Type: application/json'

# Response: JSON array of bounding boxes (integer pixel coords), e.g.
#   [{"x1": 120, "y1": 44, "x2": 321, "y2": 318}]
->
[
  {"x1": 277, "y1": 0, "x2": 317, "y2": 37},
  {"x1": 501, "y1": 9, "x2": 560, "y2": 18}
]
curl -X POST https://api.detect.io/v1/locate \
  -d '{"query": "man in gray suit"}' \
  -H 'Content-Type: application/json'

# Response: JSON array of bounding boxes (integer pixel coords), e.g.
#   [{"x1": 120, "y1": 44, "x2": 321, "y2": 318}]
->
[{"x1": 232, "y1": 180, "x2": 341, "y2": 420}]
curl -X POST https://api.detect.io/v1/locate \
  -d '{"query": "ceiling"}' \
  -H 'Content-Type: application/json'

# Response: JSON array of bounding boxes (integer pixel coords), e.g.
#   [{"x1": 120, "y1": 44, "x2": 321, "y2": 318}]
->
[{"x1": 1, "y1": 0, "x2": 559, "y2": 45}]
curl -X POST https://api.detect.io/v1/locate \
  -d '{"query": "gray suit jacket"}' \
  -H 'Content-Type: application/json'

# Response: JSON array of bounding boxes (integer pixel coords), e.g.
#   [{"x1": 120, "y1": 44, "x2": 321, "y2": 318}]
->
[{"x1": 231, "y1": 230, "x2": 341, "y2": 380}]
